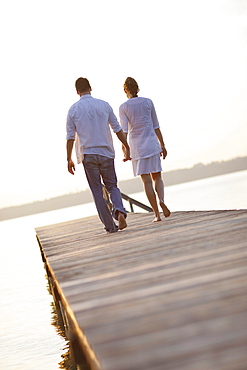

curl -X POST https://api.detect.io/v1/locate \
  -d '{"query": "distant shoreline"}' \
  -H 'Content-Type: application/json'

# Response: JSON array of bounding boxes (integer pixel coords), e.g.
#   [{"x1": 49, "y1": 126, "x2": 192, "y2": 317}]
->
[{"x1": 1, "y1": 156, "x2": 246, "y2": 221}]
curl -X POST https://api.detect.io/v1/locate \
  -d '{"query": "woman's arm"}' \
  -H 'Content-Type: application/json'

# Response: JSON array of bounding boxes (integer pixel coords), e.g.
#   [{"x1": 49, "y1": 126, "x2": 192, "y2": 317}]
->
[{"x1": 155, "y1": 128, "x2": 167, "y2": 159}]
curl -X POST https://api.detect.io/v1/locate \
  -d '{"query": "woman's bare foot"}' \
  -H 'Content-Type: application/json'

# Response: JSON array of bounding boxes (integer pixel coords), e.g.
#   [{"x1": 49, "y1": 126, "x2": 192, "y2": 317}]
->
[
  {"x1": 118, "y1": 212, "x2": 127, "y2": 230},
  {"x1": 153, "y1": 215, "x2": 162, "y2": 222},
  {"x1": 160, "y1": 202, "x2": 171, "y2": 217}
]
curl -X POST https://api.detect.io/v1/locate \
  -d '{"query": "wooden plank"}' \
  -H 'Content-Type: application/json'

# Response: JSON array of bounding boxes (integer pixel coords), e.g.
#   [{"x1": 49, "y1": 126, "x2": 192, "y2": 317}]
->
[{"x1": 36, "y1": 210, "x2": 247, "y2": 370}]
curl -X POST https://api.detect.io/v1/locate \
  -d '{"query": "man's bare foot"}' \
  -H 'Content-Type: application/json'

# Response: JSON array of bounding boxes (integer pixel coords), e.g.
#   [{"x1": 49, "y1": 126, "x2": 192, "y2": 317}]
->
[
  {"x1": 153, "y1": 216, "x2": 162, "y2": 222},
  {"x1": 160, "y1": 202, "x2": 171, "y2": 217},
  {"x1": 118, "y1": 212, "x2": 127, "y2": 230}
]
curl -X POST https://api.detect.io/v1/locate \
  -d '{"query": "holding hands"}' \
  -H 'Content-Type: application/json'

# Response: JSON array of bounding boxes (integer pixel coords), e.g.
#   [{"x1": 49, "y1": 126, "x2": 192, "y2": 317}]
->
[
  {"x1": 122, "y1": 144, "x2": 132, "y2": 162},
  {"x1": 116, "y1": 129, "x2": 131, "y2": 162}
]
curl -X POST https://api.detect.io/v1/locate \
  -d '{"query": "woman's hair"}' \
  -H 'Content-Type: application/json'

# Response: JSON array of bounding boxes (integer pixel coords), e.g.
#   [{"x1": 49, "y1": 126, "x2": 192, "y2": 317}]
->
[
  {"x1": 124, "y1": 77, "x2": 140, "y2": 97},
  {"x1": 75, "y1": 77, "x2": 91, "y2": 93}
]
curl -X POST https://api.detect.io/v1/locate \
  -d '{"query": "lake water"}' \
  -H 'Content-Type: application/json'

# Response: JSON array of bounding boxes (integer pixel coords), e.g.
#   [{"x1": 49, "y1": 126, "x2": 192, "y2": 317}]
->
[{"x1": 0, "y1": 170, "x2": 246, "y2": 369}]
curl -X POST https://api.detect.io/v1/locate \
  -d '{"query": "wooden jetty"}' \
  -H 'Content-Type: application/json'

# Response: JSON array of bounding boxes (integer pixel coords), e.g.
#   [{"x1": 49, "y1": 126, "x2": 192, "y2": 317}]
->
[{"x1": 36, "y1": 209, "x2": 247, "y2": 370}]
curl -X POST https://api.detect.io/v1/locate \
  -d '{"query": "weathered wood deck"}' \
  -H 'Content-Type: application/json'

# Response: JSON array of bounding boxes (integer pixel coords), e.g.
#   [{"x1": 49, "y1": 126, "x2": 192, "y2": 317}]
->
[{"x1": 36, "y1": 210, "x2": 247, "y2": 370}]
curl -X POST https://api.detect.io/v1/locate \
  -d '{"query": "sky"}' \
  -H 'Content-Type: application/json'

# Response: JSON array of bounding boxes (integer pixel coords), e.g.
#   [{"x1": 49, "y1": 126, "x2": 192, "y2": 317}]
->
[{"x1": 1, "y1": 0, "x2": 247, "y2": 208}]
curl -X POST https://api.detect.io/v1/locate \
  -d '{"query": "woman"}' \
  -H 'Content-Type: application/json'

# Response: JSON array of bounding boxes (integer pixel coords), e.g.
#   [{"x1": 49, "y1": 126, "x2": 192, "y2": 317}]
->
[{"x1": 119, "y1": 77, "x2": 170, "y2": 222}]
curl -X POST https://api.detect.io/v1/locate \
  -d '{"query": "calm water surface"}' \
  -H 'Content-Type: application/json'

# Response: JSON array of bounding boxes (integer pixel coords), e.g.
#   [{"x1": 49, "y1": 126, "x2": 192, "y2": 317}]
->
[{"x1": 0, "y1": 170, "x2": 246, "y2": 369}]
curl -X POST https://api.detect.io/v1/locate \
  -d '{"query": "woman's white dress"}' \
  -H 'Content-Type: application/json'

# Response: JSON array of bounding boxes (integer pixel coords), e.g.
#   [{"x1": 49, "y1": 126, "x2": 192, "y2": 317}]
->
[{"x1": 119, "y1": 97, "x2": 162, "y2": 176}]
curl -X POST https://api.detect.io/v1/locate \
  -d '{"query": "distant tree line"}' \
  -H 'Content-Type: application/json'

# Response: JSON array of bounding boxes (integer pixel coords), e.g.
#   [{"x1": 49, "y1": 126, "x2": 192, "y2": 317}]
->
[{"x1": 1, "y1": 156, "x2": 246, "y2": 221}]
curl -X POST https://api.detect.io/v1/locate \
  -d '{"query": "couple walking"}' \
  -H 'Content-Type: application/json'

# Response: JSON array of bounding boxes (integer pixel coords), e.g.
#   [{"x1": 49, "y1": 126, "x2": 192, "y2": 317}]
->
[{"x1": 66, "y1": 77, "x2": 170, "y2": 234}]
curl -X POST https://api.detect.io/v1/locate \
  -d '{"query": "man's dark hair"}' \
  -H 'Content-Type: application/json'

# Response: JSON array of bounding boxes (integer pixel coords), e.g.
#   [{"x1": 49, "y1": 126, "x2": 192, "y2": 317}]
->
[{"x1": 75, "y1": 77, "x2": 91, "y2": 93}]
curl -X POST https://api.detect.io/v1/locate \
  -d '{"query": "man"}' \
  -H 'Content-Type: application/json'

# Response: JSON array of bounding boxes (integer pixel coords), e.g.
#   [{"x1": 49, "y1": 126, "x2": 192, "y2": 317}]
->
[{"x1": 66, "y1": 77, "x2": 131, "y2": 233}]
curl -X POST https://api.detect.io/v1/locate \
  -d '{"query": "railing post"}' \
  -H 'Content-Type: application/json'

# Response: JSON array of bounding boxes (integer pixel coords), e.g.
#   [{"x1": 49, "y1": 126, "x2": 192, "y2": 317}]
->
[
  {"x1": 102, "y1": 184, "x2": 112, "y2": 212},
  {"x1": 129, "y1": 199, "x2": 134, "y2": 212}
]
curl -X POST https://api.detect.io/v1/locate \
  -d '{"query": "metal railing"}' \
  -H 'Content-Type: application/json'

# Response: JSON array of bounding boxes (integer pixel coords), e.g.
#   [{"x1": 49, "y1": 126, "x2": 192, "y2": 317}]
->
[
  {"x1": 102, "y1": 184, "x2": 152, "y2": 213},
  {"x1": 120, "y1": 192, "x2": 152, "y2": 212}
]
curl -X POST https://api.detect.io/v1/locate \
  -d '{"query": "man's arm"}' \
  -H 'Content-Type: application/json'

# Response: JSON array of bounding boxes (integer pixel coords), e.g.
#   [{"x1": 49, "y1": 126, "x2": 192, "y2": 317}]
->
[
  {"x1": 154, "y1": 128, "x2": 167, "y2": 159},
  {"x1": 66, "y1": 139, "x2": 76, "y2": 174},
  {"x1": 115, "y1": 130, "x2": 131, "y2": 162}
]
